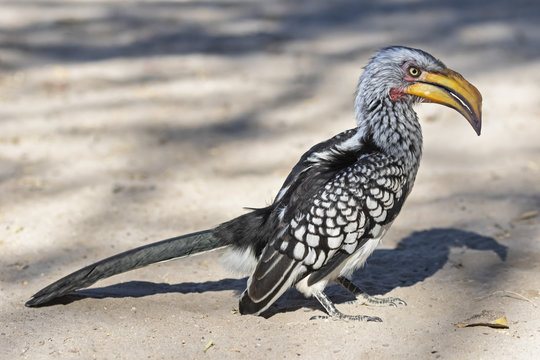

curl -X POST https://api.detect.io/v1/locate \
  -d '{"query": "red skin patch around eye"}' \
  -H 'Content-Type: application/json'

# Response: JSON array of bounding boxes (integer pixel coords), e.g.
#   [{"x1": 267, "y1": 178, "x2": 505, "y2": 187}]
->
[{"x1": 390, "y1": 88, "x2": 406, "y2": 101}]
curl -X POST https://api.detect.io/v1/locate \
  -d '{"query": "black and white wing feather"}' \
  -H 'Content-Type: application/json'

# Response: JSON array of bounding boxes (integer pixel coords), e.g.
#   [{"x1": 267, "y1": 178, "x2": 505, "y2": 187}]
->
[{"x1": 239, "y1": 129, "x2": 412, "y2": 315}]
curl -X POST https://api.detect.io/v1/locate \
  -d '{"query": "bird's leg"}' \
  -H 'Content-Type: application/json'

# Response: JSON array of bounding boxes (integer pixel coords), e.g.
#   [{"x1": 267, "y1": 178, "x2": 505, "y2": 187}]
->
[
  {"x1": 337, "y1": 276, "x2": 407, "y2": 307},
  {"x1": 310, "y1": 290, "x2": 382, "y2": 322}
]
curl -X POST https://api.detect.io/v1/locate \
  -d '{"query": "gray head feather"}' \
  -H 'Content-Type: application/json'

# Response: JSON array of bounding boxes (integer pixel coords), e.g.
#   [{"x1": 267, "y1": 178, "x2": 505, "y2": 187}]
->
[{"x1": 354, "y1": 46, "x2": 446, "y2": 122}]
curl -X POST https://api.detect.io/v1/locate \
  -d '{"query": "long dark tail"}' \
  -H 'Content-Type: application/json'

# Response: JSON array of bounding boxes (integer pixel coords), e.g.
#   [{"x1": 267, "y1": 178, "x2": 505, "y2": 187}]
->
[{"x1": 26, "y1": 229, "x2": 224, "y2": 307}]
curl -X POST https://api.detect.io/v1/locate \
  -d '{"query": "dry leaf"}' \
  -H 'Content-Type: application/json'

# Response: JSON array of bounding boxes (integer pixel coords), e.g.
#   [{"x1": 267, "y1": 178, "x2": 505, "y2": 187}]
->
[{"x1": 456, "y1": 310, "x2": 509, "y2": 329}]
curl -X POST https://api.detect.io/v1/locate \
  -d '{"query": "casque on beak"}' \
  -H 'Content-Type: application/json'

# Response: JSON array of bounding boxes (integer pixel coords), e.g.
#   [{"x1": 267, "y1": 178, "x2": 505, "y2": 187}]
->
[{"x1": 405, "y1": 68, "x2": 482, "y2": 135}]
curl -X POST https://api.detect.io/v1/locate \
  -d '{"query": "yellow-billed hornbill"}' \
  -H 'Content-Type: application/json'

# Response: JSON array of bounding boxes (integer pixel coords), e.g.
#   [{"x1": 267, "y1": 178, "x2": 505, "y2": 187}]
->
[{"x1": 26, "y1": 46, "x2": 482, "y2": 321}]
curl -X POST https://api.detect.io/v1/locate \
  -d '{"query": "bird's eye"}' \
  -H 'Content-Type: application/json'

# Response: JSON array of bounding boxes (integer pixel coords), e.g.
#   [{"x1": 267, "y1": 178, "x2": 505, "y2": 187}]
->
[{"x1": 408, "y1": 66, "x2": 421, "y2": 77}]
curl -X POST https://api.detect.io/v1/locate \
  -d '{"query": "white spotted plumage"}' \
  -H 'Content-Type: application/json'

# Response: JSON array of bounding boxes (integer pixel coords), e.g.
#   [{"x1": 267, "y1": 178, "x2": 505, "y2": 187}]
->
[{"x1": 283, "y1": 150, "x2": 411, "y2": 278}]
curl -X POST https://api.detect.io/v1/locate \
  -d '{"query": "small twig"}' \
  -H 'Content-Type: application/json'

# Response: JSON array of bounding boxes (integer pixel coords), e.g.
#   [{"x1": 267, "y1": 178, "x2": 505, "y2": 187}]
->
[
  {"x1": 204, "y1": 340, "x2": 214, "y2": 352},
  {"x1": 476, "y1": 290, "x2": 537, "y2": 307},
  {"x1": 512, "y1": 210, "x2": 538, "y2": 222}
]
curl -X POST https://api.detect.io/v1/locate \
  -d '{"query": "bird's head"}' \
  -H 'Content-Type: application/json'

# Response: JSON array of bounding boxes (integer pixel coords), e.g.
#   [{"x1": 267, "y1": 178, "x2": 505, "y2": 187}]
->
[{"x1": 355, "y1": 46, "x2": 482, "y2": 135}]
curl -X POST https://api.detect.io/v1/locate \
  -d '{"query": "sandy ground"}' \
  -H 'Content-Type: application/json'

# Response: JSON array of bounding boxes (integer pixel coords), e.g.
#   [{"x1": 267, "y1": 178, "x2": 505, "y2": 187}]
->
[{"x1": 1, "y1": 0, "x2": 540, "y2": 359}]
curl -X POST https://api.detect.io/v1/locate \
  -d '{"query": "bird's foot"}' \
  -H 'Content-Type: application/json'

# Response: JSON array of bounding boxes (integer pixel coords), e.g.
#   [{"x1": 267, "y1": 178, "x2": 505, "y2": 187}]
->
[
  {"x1": 310, "y1": 313, "x2": 382, "y2": 322},
  {"x1": 312, "y1": 289, "x2": 383, "y2": 322},
  {"x1": 346, "y1": 293, "x2": 407, "y2": 307},
  {"x1": 337, "y1": 276, "x2": 406, "y2": 307}
]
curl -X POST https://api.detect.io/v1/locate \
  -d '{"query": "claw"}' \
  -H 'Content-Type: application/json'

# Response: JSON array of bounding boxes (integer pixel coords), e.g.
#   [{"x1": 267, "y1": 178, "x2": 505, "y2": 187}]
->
[{"x1": 365, "y1": 315, "x2": 383, "y2": 322}]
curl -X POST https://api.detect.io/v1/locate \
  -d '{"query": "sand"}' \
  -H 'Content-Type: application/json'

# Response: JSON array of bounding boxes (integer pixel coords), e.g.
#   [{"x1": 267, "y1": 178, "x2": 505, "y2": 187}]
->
[{"x1": 1, "y1": 1, "x2": 540, "y2": 359}]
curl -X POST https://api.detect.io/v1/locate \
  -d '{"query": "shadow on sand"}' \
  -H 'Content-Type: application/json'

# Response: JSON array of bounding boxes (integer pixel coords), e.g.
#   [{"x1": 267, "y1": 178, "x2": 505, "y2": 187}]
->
[{"x1": 41, "y1": 227, "x2": 507, "y2": 316}]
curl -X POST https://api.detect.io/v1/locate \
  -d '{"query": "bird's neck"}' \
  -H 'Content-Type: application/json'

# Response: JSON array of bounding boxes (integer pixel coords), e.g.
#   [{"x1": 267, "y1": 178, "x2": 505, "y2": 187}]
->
[{"x1": 356, "y1": 97, "x2": 423, "y2": 168}]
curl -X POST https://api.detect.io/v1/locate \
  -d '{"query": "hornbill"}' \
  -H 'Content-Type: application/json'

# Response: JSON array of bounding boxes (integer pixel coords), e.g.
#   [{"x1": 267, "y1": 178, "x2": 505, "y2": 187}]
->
[{"x1": 26, "y1": 46, "x2": 482, "y2": 321}]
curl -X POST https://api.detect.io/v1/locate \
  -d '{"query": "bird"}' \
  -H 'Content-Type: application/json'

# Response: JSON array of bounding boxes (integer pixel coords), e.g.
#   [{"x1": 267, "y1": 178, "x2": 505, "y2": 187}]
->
[{"x1": 26, "y1": 46, "x2": 482, "y2": 321}]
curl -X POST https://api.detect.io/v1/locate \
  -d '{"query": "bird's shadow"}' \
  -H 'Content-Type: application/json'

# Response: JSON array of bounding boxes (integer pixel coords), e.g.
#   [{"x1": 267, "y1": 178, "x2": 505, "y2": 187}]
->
[{"x1": 45, "y1": 228, "x2": 507, "y2": 315}]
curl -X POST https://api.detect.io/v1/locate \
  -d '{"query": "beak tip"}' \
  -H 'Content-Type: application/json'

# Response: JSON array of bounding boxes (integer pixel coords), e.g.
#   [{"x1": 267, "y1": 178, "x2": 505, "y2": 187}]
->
[
  {"x1": 473, "y1": 123, "x2": 482, "y2": 136},
  {"x1": 473, "y1": 118, "x2": 482, "y2": 136}
]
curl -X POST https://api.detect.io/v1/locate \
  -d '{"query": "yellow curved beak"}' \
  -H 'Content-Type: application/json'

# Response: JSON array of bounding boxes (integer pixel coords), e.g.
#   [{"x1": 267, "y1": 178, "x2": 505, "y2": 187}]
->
[{"x1": 405, "y1": 69, "x2": 482, "y2": 135}]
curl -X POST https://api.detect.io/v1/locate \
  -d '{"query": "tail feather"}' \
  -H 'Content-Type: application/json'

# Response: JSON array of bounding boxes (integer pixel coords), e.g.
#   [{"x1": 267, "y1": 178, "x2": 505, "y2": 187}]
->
[{"x1": 26, "y1": 229, "x2": 223, "y2": 307}]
